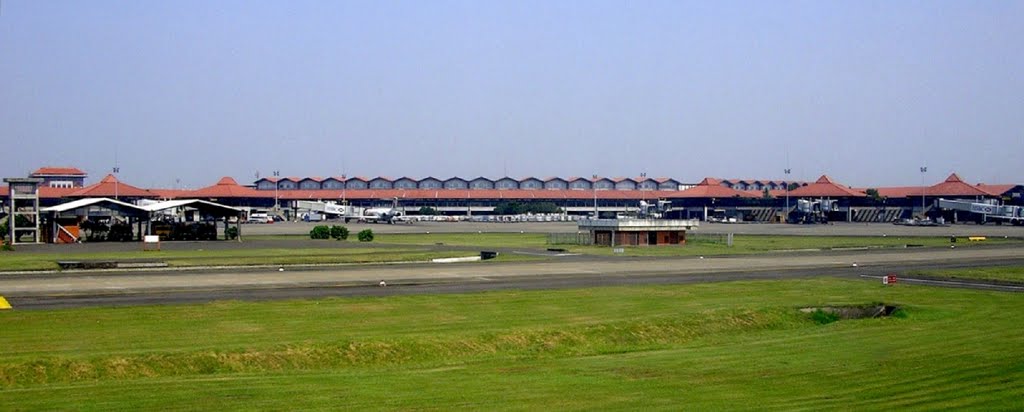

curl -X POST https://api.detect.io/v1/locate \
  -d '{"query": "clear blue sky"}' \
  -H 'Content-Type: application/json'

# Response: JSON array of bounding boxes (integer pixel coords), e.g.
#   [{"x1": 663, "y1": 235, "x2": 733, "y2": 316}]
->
[{"x1": 2, "y1": 0, "x2": 1021, "y2": 188}]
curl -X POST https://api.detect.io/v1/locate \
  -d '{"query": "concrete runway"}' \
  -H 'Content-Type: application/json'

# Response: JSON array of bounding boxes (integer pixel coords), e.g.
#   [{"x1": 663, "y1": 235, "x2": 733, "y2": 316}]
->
[{"x1": 4, "y1": 245, "x2": 1022, "y2": 309}]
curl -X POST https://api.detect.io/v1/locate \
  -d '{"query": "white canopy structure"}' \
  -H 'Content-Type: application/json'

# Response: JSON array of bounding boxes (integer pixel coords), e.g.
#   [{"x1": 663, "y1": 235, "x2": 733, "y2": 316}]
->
[{"x1": 41, "y1": 198, "x2": 243, "y2": 243}]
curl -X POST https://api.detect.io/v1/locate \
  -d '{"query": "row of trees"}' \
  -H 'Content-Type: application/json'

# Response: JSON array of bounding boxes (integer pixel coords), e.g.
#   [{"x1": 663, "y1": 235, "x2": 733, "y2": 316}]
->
[
  {"x1": 310, "y1": 225, "x2": 374, "y2": 242},
  {"x1": 492, "y1": 201, "x2": 561, "y2": 215}
]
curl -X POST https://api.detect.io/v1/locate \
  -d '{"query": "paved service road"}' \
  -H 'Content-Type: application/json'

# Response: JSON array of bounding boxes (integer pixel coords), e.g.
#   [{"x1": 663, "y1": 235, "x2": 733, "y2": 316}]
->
[{"x1": 3, "y1": 246, "x2": 1022, "y2": 309}]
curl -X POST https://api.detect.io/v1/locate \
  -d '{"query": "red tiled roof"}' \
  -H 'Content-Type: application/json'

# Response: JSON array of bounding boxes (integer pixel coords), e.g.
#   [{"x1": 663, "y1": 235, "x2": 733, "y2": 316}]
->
[
  {"x1": 149, "y1": 188, "x2": 192, "y2": 199},
  {"x1": 674, "y1": 178, "x2": 758, "y2": 198},
  {"x1": 787, "y1": 175, "x2": 865, "y2": 197},
  {"x1": 976, "y1": 184, "x2": 1019, "y2": 197},
  {"x1": 879, "y1": 174, "x2": 998, "y2": 198},
  {"x1": 186, "y1": 177, "x2": 263, "y2": 198},
  {"x1": 67, "y1": 174, "x2": 157, "y2": 198},
  {"x1": 926, "y1": 173, "x2": 992, "y2": 197},
  {"x1": 31, "y1": 167, "x2": 86, "y2": 176},
  {"x1": 875, "y1": 186, "x2": 924, "y2": 198},
  {"x1": 743, "y1": 189, "x2": 789, "y2": 198}
]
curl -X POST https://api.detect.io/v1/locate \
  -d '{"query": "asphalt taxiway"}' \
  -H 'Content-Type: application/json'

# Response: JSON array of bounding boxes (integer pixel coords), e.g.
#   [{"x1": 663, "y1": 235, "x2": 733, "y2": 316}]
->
[{"x1": 3, "y1": 245, "x2": 1022, "y2": 309}]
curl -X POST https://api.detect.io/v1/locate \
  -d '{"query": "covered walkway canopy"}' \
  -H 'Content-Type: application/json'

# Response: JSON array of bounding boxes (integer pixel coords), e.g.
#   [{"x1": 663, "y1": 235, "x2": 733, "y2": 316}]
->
[
  {"x1": 41, "y1": 197, "x2": 151, "y2": 243},
  {"x1": 42, "y1": 197, "x2": 149, "y2": 218},
  {"x1": 143, "y1": 199, "x2": 243, "y2": 241},
  {"x1": 40, "y1": 198, "x2": 243, "y2": 243}
]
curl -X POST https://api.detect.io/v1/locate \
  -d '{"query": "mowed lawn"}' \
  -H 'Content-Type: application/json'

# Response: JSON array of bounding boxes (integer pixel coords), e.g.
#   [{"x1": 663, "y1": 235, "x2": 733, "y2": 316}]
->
[
  {"x1": 0, "y1": 248, "x2": 489, "y2": 272},
  {"x1": 912, "y1": 265, "x2": 1024, "y2": 283},
  {"x1": 2, "y1": 233, "x2": 1018, "y2": 272},
  {"x1": 1, "y1": 277, "x2": 1023, "y2": 410},
  {"x1": 376, "y1": 232, "x2": 1020, "y2": 257}
]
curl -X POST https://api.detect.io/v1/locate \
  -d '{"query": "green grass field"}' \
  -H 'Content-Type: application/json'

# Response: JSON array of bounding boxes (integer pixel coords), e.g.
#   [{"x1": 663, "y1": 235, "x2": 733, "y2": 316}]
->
[
  {"x1": 0, "y1": 248, "x2": 503, "y2": 272},
  {"x1": 911, "y1": 265, "x2": 1024, "y2": 283},
  {"x1": 375, "y1": 232, "x2": 1019, "y2": 257},
  {"x1": 1, "y1": 233, "x2": 1019, "y2": 272},
  {"x1": 1, "y1": 277, "x2": 1022, "y2": 410}
]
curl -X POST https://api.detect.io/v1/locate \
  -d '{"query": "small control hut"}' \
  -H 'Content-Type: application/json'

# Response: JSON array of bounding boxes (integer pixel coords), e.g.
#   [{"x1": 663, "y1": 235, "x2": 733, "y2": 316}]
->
[{"x1": 578, "y1": 218, "x2": 700, "y2": 247}]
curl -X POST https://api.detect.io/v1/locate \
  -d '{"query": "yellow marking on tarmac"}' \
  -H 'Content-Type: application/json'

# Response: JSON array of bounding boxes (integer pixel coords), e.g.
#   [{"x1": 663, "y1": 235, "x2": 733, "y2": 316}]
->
[{"x1": 0, "y1": 296, "x2": 11, "y2": 310}]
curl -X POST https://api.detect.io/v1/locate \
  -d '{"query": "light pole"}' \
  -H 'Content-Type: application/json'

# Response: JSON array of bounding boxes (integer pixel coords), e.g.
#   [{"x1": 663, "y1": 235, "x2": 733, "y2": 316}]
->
[
  {"x1": 784, "y1": 168, "x2": 791, "y2": 222},
  {"x1": 112, "y1": 167, "x2": 120, "y2": 200},
  {"x1": 341, "y1": 174, "x2": 347, "y2": 205},
  {"x1": 273, "y1": 170, "x2": 280, "y2": 210},
  {"x1": 919, "y1": 166, "x2": 927, "y2": 217},
  {"x1": 639, "y1": 172, "x2": 648, "y2": 218},
  {"x1": 592, "y1": 174, "x2": 598, "y2": 219}
]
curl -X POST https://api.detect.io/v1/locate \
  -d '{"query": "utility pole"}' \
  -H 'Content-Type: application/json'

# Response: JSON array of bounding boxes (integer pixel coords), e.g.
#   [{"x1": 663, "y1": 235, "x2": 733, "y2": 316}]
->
[{"x1": 592, "y1": 174, "x2": 598, "y2": 219}]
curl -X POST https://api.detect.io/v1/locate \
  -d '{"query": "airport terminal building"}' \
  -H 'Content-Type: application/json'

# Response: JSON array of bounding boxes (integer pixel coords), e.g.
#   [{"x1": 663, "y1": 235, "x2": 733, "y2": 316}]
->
[{"x1": 3, "y1": 167, "x2": 1023, "y2": 224}]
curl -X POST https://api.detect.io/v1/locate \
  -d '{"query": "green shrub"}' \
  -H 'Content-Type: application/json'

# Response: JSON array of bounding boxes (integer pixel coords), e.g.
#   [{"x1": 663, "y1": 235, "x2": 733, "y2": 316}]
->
[
  {"x1": 357, "y1": 229, "x2": 374, "y2": 242},
  {"x1": 309, "y1": 225, "x2": 331, "y2": 240},
  {"x1": 225, "y1": 226, "x2": 239, "y2": 240},
  {"x1": 0, "y1": 215, "x2": 34, "y2": 242},
  {"x1": 810, "y1": 309, "x2": 841, "y2": 325},
  {"x1": 329, "y1": 225, "x2": 349, "y2": 240},
  {"x1": 1, "y1": 240, "x2": 13, "y2": 252}
]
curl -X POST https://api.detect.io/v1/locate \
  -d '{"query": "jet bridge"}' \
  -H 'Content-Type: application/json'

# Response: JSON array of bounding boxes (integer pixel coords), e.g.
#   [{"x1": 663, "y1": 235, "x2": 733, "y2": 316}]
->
[{"x1": 937, "y1": 199, "x2": 1024, "y2": 225}]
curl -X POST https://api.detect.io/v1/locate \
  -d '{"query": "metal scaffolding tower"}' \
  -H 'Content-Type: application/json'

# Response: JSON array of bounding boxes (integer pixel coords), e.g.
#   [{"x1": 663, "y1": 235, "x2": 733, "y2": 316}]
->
[{"x1": 4, "y1": 178, "x2": 44, "y2": 244}]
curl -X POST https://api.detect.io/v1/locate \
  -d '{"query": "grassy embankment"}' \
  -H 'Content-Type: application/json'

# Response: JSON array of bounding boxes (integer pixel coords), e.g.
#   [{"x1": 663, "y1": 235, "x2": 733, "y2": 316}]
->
[{"x1": 1, "y1": 277, "x2": 1023, "y2": 410}]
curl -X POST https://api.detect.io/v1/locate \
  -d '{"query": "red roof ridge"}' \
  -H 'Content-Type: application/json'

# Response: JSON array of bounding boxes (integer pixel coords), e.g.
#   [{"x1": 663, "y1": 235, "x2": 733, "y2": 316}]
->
[
  {"x1": 698, "y1": 177, "x2": 722, "y2": 186},
  {"x1": 945, "y1": 173, "x2": 963, "y2": 183},
  {"x1": 216, "y1": 176, "x2": 238, "y2": 185}
]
